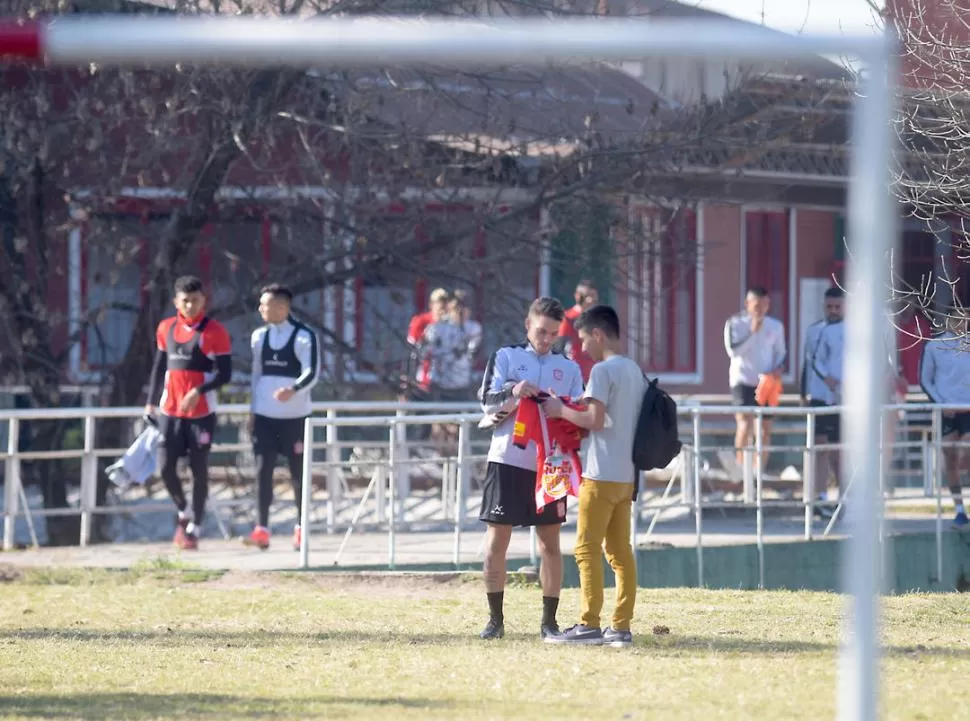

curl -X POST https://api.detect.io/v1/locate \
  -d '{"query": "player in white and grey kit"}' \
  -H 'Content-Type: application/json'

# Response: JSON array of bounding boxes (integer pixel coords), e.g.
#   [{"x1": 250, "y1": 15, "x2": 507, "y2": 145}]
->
[
  {"x1": 245, "y1": 284, "x2": 320, "y2": 551},
  {"x1": 477, "y1": 297, "x2": 584, "y2": 642},
  {"x1": 723, "y1": 286, "x2": 787, "y2": 473},
  {"x1": 814, "y1": 295, "x2": 900, "y2": 514},
  {"x1": 801, "y1": 287, "x2": 845, "y2": 517},
  {"x1": 919, "y1": 307, "x2": 970, "y2": 528}
]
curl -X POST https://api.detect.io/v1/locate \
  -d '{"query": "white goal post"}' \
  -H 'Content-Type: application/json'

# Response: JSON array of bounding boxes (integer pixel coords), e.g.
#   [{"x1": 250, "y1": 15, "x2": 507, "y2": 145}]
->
[{"x1": 0, "y1": 16, "x2": 897, "y2": 721}]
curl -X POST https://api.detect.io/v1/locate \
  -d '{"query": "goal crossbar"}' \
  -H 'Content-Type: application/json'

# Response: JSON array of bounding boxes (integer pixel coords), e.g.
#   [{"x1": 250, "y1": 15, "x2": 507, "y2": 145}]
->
[
  {"x1": 0, "y1": 16, "x2": 886, "y2": 67},
  {"x1": 0, "y1": 15, "x2": 896, "y2": 721}
]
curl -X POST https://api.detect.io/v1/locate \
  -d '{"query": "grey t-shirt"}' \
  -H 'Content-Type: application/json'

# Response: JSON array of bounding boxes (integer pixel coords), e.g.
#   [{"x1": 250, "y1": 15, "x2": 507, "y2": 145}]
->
[{"x1": 583, "y1": 354, "x2": 646, "y2": 483}]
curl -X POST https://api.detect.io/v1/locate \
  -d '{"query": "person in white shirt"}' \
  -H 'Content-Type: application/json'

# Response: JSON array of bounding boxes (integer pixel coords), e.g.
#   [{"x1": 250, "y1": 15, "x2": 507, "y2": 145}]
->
[
  {"x1": 723, "y1": 286, "x2": 787, "y2": 474},
  {"x1": 245, "y1": 284, "x2": 320, "y2": 551}
]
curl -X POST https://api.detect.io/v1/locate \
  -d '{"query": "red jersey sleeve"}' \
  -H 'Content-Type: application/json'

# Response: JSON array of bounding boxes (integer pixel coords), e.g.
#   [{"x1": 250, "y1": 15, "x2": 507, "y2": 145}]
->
[{"x1": 201, "y1": 320, "x2": 232, "y2": 356}]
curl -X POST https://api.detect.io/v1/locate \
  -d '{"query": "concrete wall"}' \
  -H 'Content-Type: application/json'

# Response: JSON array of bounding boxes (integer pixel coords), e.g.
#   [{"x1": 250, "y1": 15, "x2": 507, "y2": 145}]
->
[{"x1": 561, "y1": 532, "x2": 970, "y2": 594}]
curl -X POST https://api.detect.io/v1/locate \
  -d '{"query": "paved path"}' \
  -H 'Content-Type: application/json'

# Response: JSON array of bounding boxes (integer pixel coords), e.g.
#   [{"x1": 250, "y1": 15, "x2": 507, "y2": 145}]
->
[{"x1": 0, "y1": 511, "x2": 947, "y2": 572}]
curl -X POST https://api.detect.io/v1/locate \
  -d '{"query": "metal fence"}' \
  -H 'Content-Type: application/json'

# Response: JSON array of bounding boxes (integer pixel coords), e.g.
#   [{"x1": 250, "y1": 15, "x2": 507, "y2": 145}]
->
[{"x1": 0, "y1": 399, "x2": 960, "y2": 585}]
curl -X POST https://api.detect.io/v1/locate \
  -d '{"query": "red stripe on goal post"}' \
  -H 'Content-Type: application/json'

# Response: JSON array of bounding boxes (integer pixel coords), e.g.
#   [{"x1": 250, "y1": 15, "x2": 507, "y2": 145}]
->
[{"x1": 0, "y1": 21, "x2": 43, "y2": 62}]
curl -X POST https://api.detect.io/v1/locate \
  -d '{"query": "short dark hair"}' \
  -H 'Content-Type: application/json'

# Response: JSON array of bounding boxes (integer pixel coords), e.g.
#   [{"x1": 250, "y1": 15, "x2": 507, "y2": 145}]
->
[
  {"x1": 575, "y1": 304, "x2": 620, "y2": 340},
  {"x1": 528, "y1": 296, "x2": 565, "y2": 322},
  {"x1": 174, "y1": 275, "x2": 204, "y2": 295},
  {"x1": 824, "y1": 287, "x2": 845, "y2": 299},
  {"x1": 260, "y1": 283, "x2": 294, "y2": 302},
  {"x1": 746, "y1": 286, "x2": 769, "y2": 298}
]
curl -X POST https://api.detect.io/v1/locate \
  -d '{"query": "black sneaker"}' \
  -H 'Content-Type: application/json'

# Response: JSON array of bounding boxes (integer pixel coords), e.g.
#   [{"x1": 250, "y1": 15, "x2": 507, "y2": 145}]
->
[
  {"x1": 540, "y1": 622, "x2": 561, "y2": 643},
  {"x1": 479, "y1": 619, "x2": 505, "y2": 640}
]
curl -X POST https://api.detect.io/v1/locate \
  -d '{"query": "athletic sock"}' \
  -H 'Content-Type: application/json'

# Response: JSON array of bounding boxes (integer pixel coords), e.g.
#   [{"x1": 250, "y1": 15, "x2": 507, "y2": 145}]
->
[
  {"x1": 185, "y1": 522, "x2": 198, "y2": 536},
  {"x1": 486, "y1": 591, "x2": 504, "y2": 624},
  {"x1": 541, "y1": 596, "x2": 559, "y2": 627}
]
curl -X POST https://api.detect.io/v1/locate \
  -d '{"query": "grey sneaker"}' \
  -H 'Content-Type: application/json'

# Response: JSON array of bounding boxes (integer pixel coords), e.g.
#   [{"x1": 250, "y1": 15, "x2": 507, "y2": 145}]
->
[
  {"x1": 603, "y1": 627, "x2": 633, "y2": 648},
  {"x1": 545, "y1": 624, "x2": 604, "y2": 645}
]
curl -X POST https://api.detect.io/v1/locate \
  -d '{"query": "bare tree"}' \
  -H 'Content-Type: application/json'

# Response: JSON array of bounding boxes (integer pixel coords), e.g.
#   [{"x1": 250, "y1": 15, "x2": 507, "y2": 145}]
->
[{"x1": 882, "y1": 0, "x2": 970, "y2": 327}]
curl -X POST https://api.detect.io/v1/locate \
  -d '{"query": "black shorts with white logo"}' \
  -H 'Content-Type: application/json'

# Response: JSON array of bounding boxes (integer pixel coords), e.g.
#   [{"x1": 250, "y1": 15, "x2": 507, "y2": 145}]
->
[
  {"x1": 942, "y1": 411, "x2": 970, "y2": 438},
  {"x1": 252, "y1": 415, "x2": 306, "y2": 459},
  {"x1": 159, "y1": 413, "x2": 216, "y2": 460},
  {"x1": 478, "y1": 462, "x2": 567, "y2": 527}
]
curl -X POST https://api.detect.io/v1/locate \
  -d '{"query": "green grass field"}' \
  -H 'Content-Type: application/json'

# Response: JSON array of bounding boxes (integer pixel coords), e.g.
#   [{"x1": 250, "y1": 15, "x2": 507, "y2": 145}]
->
[{"x1": 0, "y1": 562, "x2": 966, "y2": 720}]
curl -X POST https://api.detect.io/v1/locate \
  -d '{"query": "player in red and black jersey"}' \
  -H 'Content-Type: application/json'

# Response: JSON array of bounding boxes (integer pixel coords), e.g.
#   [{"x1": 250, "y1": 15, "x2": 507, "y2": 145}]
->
[{"x1": 145, "y1": 275, "x2": 233, "y2": 550}]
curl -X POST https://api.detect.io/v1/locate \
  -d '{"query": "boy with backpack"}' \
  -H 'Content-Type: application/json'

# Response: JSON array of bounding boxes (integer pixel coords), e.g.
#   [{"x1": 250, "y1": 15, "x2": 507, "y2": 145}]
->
[{"x1": 541, "y1": 304, "x2": 646, "y2": 647}]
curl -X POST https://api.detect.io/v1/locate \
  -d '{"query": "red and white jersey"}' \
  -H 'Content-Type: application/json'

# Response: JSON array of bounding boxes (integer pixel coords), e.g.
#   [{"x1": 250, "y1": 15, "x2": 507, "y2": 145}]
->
[{"x1": 156, "y1": 314, "x2": 232, "y2": 419}]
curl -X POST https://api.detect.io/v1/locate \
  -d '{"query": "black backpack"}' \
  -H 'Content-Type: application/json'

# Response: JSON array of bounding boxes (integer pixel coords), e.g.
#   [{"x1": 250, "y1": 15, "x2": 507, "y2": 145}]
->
[{"x1": 631, "y1": 377, "x2": 683, "y2": 499}]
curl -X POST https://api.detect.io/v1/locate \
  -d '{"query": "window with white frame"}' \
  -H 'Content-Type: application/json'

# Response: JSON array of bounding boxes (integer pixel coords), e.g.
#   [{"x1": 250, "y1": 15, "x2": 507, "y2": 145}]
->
[{"x1": 625, "y1": 205, "x2": 699, "y2": 375}]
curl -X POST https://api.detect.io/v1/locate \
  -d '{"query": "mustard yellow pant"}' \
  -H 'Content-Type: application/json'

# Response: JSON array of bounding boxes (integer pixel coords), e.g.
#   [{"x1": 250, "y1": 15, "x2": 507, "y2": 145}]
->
[{"x1": 574, "y1": 479, "x2": 637, "y2": 631}]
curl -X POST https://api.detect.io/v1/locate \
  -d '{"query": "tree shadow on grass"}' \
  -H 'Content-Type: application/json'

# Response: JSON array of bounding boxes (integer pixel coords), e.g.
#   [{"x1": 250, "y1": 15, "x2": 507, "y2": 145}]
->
[
  {"x1": 646, "y1": 634, "x2": 970, "y2": 659},
  {"x1": 3, "y1": 628, "x2": 968, "y2": 659},
  {"x1": 0, "y1": 693, "x2": 455, "y2": 719}
]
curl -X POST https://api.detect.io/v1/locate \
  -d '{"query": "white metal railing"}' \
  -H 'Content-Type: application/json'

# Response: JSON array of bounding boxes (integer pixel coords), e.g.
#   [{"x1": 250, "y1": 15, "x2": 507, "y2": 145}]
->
[
  {"x1": 0, "y1": 400, "x2": 961, "y2": 584},
  {"x1": 0, "y1": 400, "x2": 480, "y2": 551}
]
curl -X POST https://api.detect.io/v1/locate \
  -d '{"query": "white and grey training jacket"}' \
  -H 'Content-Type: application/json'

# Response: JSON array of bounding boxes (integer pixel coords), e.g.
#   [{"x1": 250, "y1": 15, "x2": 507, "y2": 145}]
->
[
  {"x1": 723, "y1": 313, "x2": 787, "y2": 388},
  {"x1": 478, "y1": 342, "x2": 584, "y2": 472},
  {"x1": 801, "y1": 319, "x2": 830, "y2": 402},
  {"x1": 813, "y1": 318, "x2": 898, "y2": 405},
  {"x1": 919, "y1": 330, "x2": 970, "y2": 406}
]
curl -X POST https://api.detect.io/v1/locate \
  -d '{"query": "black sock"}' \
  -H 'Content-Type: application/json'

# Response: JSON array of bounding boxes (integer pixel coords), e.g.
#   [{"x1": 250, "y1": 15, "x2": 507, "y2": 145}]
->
[
  {"x1": 487, "y1": 591, "x2": 504, "y2": 624},
  {"x1": 542, "y1": 596, "x2": 559, "y2": 627}
]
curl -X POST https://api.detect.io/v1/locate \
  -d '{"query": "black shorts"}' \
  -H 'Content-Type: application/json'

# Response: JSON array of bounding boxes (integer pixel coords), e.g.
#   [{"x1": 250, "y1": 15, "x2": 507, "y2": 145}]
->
[
  {"x1": 434, "y1": 385, "x2": 474, "y2": 403},
  {"x1": 252, "y1": 415, "x2": 306, "y2": 459},
  {"x1": 478, "y1": 462, "x2": 567, "y2": 527},
  {"x1": 731, "y1": 384, "x2": 759, "y2": 408},
  {"x1": 943, "y1": 411, "x2": 970, "y2": 438},
  {"x1": 809, "y1": 400, "x2": 841, "y2": 443},
  {"x1": 159, "y1": 414, "x2": 216, "y2": 459}
]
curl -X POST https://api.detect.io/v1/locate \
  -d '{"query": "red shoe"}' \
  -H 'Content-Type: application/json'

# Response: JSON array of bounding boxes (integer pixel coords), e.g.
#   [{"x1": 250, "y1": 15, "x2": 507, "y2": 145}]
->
[
  {"x1": 245, "y1": 526, "x2": 271, "y2": 551},
  {"x1": 181, "y1": 532, "x2": 199, "y2": 551},
  {"x1": 292, "y1": 525, "x2": 302, "y2": 552},
  {"x1": 173, "y1": 514, "x2": 190, "y2": 547}
]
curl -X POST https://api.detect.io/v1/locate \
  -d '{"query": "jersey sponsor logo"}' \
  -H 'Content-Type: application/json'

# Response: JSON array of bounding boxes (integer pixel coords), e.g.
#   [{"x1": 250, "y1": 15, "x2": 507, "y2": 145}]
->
[
  {"x1": 264, "y1": 352, "x2": 291, "y2": 368},
  {"x1": 553, "y1": 369, "x2": 564, "y2": 381},
  {"x1": 516, "y1": 365, "x2": 528, "y2": 373},
  {"x1": 513, "y1": 421, "x2": 526, "y2": 437}
]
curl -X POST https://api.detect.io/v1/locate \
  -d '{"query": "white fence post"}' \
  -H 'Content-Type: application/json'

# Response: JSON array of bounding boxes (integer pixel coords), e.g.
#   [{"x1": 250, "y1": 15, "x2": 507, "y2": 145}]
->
[
  {"x1": 3, "y1": 418, "x2": 21, "y2": 551},
  {"x1": 79, "y1": 414, "x2": 97, "y2": 547},
  {"x1": 299, "y1": 417, "x2": 314, "y2": 569},
  {"x1": 325, "y1": 407, "x2": 339, "y2": 533},
  {"x1": 453, "y1": 418, "x2": 469, "y2": 569},
  {"x1": 388, "y1": 422, "x2": 397, "y2": 570}
]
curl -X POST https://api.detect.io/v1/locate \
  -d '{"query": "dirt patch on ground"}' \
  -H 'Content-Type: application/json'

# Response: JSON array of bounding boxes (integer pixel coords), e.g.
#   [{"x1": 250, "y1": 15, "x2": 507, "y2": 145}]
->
[
  {"x1": 199, "y1": 569, "x2": 473, "y2": 597},
  {"x1": 0, "y1": 564, "x2": 23, "y2": 583}
]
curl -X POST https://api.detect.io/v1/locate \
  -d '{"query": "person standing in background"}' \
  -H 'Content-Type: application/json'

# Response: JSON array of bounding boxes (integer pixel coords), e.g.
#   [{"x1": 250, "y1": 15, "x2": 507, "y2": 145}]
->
[
  {"x1": 246, "y1": 284, "x2": 320, "y2": 551},
  {"x1": 558, "y1": 280, "x2": 598, "y2": 385},
  {"x1": 404, "y1": 288, "x2": 450, "y2": 400},
  {"x1": 723, "y1": 286, "x2": 786, "y2": 478}
]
